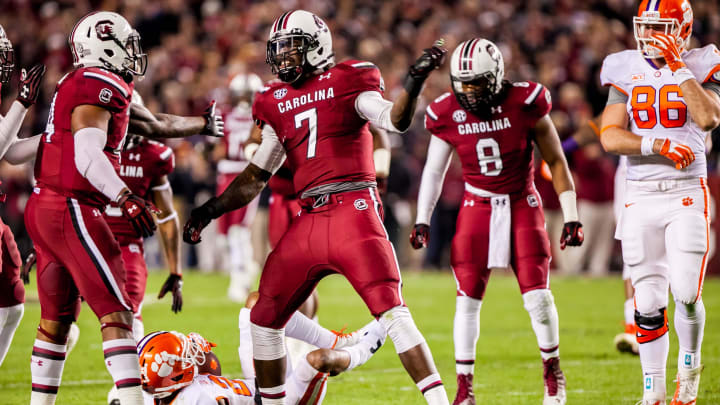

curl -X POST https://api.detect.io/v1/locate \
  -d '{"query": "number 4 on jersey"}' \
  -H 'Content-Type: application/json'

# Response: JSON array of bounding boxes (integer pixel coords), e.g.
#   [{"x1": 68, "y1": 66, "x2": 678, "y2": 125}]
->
[{"x1": 295, "y1": 108, "x2": 318, "y2": 159}]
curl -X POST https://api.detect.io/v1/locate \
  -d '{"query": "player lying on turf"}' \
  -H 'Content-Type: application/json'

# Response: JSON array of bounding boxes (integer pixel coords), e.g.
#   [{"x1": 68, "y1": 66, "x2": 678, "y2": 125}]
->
[{"x1": 131, "y1": 315, "x2": 385, "y2": 404}]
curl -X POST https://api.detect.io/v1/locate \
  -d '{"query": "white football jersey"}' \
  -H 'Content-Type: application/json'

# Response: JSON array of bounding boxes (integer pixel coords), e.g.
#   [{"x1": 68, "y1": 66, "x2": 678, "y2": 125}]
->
[
  {"x1": 142, "y1": 374, "x2": 256, "y2": 405},
  {"x1": 600, "y1": 45, "x2": 720, "y2": 181}
]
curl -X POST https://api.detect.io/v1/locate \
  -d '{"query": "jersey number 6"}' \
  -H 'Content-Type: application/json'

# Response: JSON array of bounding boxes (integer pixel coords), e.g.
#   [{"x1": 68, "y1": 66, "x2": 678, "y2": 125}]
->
[{"x1": 631, "y1": 85, "x2": 687, "y2": 129}]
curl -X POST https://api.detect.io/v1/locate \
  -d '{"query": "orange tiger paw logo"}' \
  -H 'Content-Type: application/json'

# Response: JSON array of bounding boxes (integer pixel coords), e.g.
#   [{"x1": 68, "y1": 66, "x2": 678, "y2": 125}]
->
[{"x1": 682, "y1": 197, "x2": 693, "y2": 206}]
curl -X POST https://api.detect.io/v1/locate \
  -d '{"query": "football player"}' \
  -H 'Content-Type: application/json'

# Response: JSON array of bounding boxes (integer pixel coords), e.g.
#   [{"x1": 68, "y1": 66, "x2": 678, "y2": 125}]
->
[
  {"x1": 214, "y1": 73, "x2": 264, "y2": 303},
  {"x1": 411, "y1": 38, "x2": 584, "y2": 405},
  {"x1": 184, "y1": 10, "x2": 449, "y2": 405},
  {"x1": 0, "y1": 24, "x2": 46, "y2": 367},
  {"x1": 599, "y1": 0, "x2": 720, "y2": 404},
  {"x1": 135, "y1": 313, "x2": 385, "y2": 405},
  {"x1": 561, "y1": 117, "x2": 639, "y2": 355}
]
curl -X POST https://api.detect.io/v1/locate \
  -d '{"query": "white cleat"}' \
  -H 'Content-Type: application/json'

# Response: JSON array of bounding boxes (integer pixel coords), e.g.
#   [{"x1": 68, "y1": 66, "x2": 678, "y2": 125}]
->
[
  {"x1": 670, "y1": 365, "x2": 703, "y2": 405},
  {"x1": 635, "y1": 391, "x2": 666, "y2": 405},
  {"x1": 331, "y1": 320, "x2": 381, "y2": 350},
  {"x1": 614, "y1": 332, "x2": 639, "y2": 355}
]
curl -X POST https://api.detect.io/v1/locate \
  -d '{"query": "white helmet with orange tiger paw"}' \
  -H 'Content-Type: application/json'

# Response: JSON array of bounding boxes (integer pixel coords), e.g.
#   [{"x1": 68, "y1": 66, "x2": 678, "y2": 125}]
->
[{"x1": 633, "y1": 0, "x2": 693, "y2": 58}]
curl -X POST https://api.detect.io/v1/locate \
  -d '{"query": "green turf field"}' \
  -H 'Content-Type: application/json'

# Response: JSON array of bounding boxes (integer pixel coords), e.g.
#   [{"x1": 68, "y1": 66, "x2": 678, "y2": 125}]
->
[{"x1": 1, "y1": 271, "x2": 718, "y2": 404}]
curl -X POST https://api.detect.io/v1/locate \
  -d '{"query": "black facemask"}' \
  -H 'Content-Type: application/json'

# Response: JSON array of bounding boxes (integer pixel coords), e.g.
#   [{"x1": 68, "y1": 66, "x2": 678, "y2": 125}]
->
[{"x1": 267, "y1": 33, "x2": 314, "y2": 84}]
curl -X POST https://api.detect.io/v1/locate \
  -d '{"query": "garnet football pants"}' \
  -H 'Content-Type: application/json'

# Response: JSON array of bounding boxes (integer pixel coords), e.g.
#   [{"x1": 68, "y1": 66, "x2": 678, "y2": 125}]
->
[
  {"x1": 119, "y1": 241, "x2": 147, "y2": 316},
  {"x1": 250, "y1": 188, "x2": 403, "y2": 328},
  {"x1": 451, "y1": 190, "x2": 551, "y2": 299},
  {"x1": 25, "y1": 189, "x2": 133, "y2": 322}
]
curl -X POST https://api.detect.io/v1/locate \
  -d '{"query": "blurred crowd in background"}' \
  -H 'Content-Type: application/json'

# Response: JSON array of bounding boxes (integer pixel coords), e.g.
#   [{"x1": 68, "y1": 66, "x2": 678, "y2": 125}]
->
[{"x1": 2, "y1": 0, "x2": 720, "y2": 275}]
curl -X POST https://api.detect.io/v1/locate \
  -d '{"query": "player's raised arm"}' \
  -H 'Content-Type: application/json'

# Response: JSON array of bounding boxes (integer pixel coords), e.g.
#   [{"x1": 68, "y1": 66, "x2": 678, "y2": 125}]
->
[
  {"x1": 183, "y1": 122, "x2": 283, "y2": 244},
  {"x1": 355, "y1": 40, "x2": 447, "y2": 133},
  {"x1": 151, "y1": 174, "x2": 183, "y2": 313},
  {"x1": 128, "y1": 100, "x2": 224, "y2": 138},
  {"x1": 534, "y1": 114, "x2": 584, "y2": 249},
  {"x1": 3, "y1": 134, "x2": 40, "y2": 164},
  {"x1": 0, "y1": 64, "x2": 45, "y2": 160}
]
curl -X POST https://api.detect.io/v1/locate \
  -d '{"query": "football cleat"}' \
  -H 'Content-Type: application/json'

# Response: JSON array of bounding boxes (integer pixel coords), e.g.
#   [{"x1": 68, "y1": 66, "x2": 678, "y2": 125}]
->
[
  {"x1": 636, "y1": 391, "x2": 666, "y2": 405},
  {"x1": 452, "y1": 373, "x2": 475, "y2": 405},
  {"x1": 330, "y1": 326, "x2": 362, "y2": 350},
  {"x1": 543, "y1": 357, "x2": 567, "y2": 405},
  {"x1": 614, "y1": 329, "x2": 639, "y2": 355},
  {"x1": 670, "y1": 365, "x2": 703, "y2": 405}
]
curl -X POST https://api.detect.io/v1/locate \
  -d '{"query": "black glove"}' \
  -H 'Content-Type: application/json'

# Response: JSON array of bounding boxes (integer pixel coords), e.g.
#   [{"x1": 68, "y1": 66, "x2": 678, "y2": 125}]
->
[
  {"x1": 21, "y1": 249, "x2": 36, "y2": 285},
  {"x1": 409, "y1": 223, "x2": 430, "y2": 249},
  {"x1": 183, "y1": 197, "x2": 224, "y2": 244},
  {"x1": 17, "y1": 64, "x2": 46, "y2": 108},
  {"x1": 201, "y1": 100, "x2": 225, "y2": 137},
  {"x1": 118, "y1": 191, "x2": 158, "y2": 238},
  {"x1": 404, "y1": 39, "x2": 447, "y2": 97},
  {"x1": 158, "y1": 273, "x2": 183, "y2": 313},
  {"x1": 560, "y1": 221, "x2": 584, "y2": 249}
]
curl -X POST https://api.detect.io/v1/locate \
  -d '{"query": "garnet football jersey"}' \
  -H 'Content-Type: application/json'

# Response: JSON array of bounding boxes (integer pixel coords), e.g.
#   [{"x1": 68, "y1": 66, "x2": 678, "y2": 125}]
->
[
  {"x1": 218, "y1": 103, "x2": 254, "y2": 174},
  {"x1": 600, "y1": 45, "x2": 720, "y2": 181},
  {"x1": 424, "y1": 81, "x2": 551, "y2": 195},
  {"x1": 104, "y1": 138, "x2": 174, "y2": 241},
  {"x1": 34, "y1": 67, "x2": 134, "y2": 207},
  {"x1": 252, "y1": 60, "x2": 383, "y2": 196}
]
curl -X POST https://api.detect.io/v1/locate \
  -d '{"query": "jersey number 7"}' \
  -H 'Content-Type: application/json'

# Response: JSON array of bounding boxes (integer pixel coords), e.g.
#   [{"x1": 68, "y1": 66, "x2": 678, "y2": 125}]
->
[
  {"x1": 295, "y1": 108, "x2": 318, "y2": 159},
  {"x1": 631, "y1": 85, "x2": 687, "y2": 129}
]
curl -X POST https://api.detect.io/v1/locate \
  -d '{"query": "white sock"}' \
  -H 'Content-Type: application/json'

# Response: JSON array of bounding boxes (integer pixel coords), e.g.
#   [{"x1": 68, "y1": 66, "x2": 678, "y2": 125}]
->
[
  {"x1": 284, "y1": 310, "x2": 336, "y2": 348},
  {"x1": 31, "y1": 339, "x2": 66, "y2": 405},
  {"x1": 637, "y1": 323, "x2": 669, "y2": 397},
  {"x1": 0, "y1": 303, "x2": 23, "y2": 366},
  {"x1": 286, "y1": 355, "x2": 327, "y2": 405},
  {"x1": 675, "y1": 300, "x2": 705, "y2": 370},
  {"x1": 522, "y1": 290, "x2": 560, "y2": 359},
  {"x1": 103, "y1": 338, "x2": 144, "y2": 404},
  {"x1": 624, "y1": 298, "x2": 635, "y2": 328},
  {"x1": 132, "y1": 317, "x2": 144, "y2": 343},
  {"x1": 258, "y1": 385, "x2": 287, "y2": 405},
  {"x1": 238, "y1": 308, "x2": 255, "y2": 379},
  {"x1": 341, "y1": 320, "x2": 386, "y2": 371},
  {"x1": 416, "y1": 373, "x2": 449, "y2": 405},
  {"x1": 453, "y1": 296, "x2": 481, "y2": 374}
]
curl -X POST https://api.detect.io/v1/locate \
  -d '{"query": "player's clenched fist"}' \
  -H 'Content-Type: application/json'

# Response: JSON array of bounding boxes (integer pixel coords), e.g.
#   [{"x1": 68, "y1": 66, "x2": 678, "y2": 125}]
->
[
  {"x1": 17, "y1": 64, "x2": 46, "y2": 107},
  {"x1": 659, "y1": 138, "x2": 695, "y2": 169},
  {"x1": 409, "y1": 223, "x2": 430, "y2": 249},
  {"x1": 118, "y1": 190, "x2": 158, "y2": 238},
  {"x1": 560, "y1": 221, "x2": 584, "y2": 250},
  {"x1": 405, "y1": 39, "x2": 447, "y2": 97}
]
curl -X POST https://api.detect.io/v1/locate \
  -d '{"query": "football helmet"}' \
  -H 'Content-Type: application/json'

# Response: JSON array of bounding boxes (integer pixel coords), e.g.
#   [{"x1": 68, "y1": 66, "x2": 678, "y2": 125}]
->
[
  {"x1": 633, "y1": 0, "x2": 693, "y2": 58},
  {"x1": 450, "y1": 38, "x2": 505, "y2": 115},
  {"x1": 266, "y1": 10, "x2": 333, "y2": 83},
  {"x1": 137, "y1": 331, "x2": 205, "y2": 398},
  {"x1": 69, "y1": 11, "x2": 147, "y2": 79},
  {"x1": 229, "y1": 73, "x2": 263, "y2": 99},
  {"x1": 0, "y1": 25, "x2": 14, "y2": 84}
]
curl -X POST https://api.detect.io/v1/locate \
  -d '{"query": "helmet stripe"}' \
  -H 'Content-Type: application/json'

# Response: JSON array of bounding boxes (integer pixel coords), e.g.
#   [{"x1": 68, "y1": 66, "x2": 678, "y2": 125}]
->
[
  {"x1": 462, "y1": 39, "x2": 476, "y2": 71},
  {"x1": 654, "y1": 0, "x2": 661, "y2": 11},
  {"x1": 282, "y1": 11, "x2": 296, "y2": 29},
  {"x1": 275, "y1": 11, "x2": 290, "y2": 33},
  {"x1": 468, "y1": 39, "x2": 479, "y2": 70}
]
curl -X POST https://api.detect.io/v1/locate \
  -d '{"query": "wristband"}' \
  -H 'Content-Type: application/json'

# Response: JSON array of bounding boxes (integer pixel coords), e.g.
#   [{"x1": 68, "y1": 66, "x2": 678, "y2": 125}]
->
[
  {"x1": 641, "y1": 136, "x2": 656, "y2": 156},
  {"x1": 561, "y1": 137, "x2": 579, "y2": 154},
  {"x1": 558, "y1": 190, "x2": 579, "y2": 222},
  {"x1": 673, "y1": 67, "x2": 696, "y2": 85}
]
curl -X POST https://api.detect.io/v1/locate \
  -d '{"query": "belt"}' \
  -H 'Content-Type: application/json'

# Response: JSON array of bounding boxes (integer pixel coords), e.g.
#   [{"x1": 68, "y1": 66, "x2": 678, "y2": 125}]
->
[{"x1": 299, "y1": 192, "x2": 346, "y2": 211}]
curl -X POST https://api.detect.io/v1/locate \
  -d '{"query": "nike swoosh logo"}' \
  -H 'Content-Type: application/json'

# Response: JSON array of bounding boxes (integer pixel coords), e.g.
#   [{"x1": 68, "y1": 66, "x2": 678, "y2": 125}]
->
[{"x1": 625, "y1": 203, "x2": 635, "y2": 208}]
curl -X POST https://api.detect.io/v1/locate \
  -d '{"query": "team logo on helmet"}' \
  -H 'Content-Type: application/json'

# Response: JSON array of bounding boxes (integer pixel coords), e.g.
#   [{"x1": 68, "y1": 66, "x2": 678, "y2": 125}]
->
[
  {"x1": 274, "y1": 88, "x2": 287, "y2": 99},
  {"x1": 453, "y1": 110, "x2": 467, "y2": 123},
  {"x1": 313, "y1": 15, "x2": 325, "y2": 29},
  {"x1": 95, "y1": 20, "x2": 115, "y2": 41}
]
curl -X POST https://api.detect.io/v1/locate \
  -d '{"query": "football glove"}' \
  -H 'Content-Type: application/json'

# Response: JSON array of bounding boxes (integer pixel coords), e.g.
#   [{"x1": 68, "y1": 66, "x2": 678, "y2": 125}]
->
[
  {"x1": 404, "y1": 39, "x2": 447, "y2": 97},
  {"x1": 659, "y1": 138, "x2": 695, "y2": 169},
  {"x1": 560, "y1": 221, "x2": 584, "y2": 250},
  {"x1": 409, "y1": 223, "x2": 430, "y2": 249},
  {"x1": 118, "y1": 191, "x2": 159, "y2": 238},
  {"x1": 17, "y1": 64, "x2": 46, "y2": 108},
  {"x1": 201, "y1": 100, "x2": 225, "y2": 137},
  {"x1": 21, "y1": 249, "x2": 36, "y2": 285},
  {"x1": 649, "y1": 33, "x2": 685, "y2": 72},
  {"x1": 183, "y1": 197, "x2": 224, "y2": 244},
  {"x1": 158, "y1": 273, "x2": 183, "y2": 313}
]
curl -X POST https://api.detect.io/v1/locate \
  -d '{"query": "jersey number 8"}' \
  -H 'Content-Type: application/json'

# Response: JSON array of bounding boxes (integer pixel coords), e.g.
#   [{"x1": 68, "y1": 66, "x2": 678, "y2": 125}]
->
[
  {"x1": 631, "y1": 85, "x2": 687, "y2": 129},
  {"x1": 476, "y1": 138, "x2": 503, "y2": 176}
]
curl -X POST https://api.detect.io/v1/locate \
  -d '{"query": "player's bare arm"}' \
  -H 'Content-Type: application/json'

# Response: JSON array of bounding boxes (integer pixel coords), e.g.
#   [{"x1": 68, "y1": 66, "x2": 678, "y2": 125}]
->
[
  {"x1": 534, "y1": 114, "x2": 584, "y2": 249},
  {"x1": 152, "y1": 174, "x2": 183, "y2": 313},
  {"x1": 601, "y1": 99, "x2": 695, "y2": 169},
  {"x1": 128, "y1": 100, "x2": 224, "y2": 138}
]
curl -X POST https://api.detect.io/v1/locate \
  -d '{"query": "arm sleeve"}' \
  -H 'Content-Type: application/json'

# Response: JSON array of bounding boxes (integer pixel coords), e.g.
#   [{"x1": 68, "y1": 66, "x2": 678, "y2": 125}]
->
[
  {"x1": 74, "y1": 127, "x2": 128, "y2": 201},
  {"x1": 606, "y1": 85, "x2": 630, "y2": 105},
  {"x1": 3, "y1": 134, "x2": 40, "y2": 164},
  {"x1": 415, "y1": 135, "x2": 453, "y2": 225},
  {"x1": 0, "y1": 102, "x2": 28, "y2": 161},
  {"x1": 249, "y1": 124, "x2": 286, "y2": 174},
  {"x1": 355, "y1": 91, "x2": 401, "y2": 133}
]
